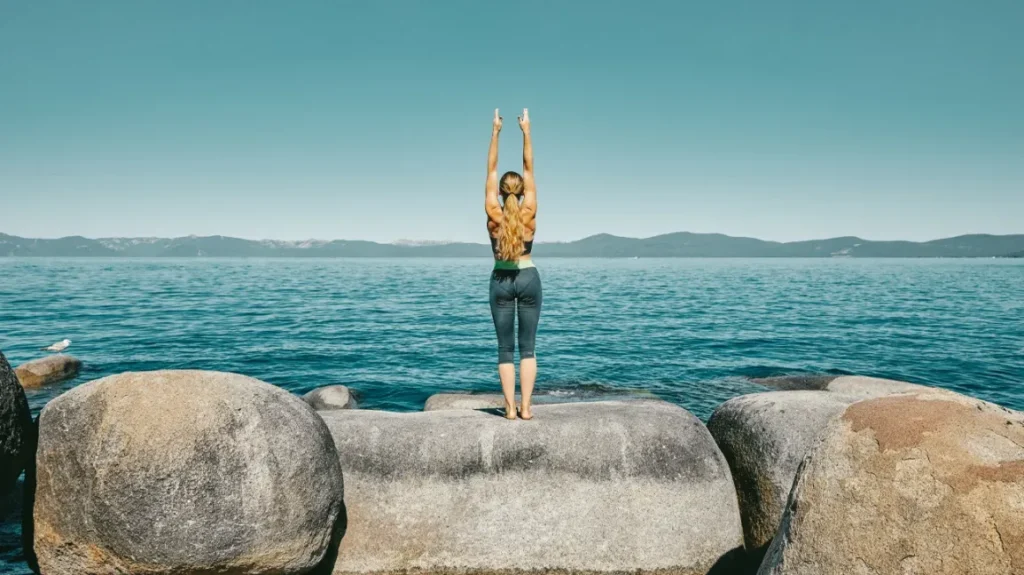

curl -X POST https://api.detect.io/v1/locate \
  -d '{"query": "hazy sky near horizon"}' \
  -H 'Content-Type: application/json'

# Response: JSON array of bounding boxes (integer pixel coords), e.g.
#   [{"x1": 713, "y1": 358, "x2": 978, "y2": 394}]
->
[{"x1": 2, "y1": 1, "x2": 1022, "y2": 243}]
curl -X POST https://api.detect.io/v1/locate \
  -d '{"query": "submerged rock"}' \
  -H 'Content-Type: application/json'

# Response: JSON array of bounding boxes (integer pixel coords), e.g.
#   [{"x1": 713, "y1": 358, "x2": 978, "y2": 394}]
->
[
  {"x1": 320, "y1": 399, "x2": 744, "y2": 574},
  {"x1": 748, "y1": 374, "x2": 837, "y2": 391},
  {"x1": 759, "y1": 392, "x2": 1024, "y2": 574},
  {"x1": 707, "y1": 391, "x2": 855, "y2": 565},
  {"x1": 423, "y1": 393, "x2": 513, "y2": 411},
  {"x1": 33, "y1": 370, "x2": 345, "y2": 575},
  {"x1": 14, "y1": 355, "x2": 81, "y2": 388},
  {"x1": 753, "y1": 374, "x2": 934, "y2": 397},
  {"x1": 0, "y1": 351, "x2": 33, "y2": 495},
  {"x1": 305, "y1": 385, "x2": 358, "y2": 410}
]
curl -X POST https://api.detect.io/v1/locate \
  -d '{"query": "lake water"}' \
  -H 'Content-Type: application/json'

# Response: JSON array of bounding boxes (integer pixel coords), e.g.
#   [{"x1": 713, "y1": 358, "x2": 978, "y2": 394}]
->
[{"x1": 1, "y1": 257, "x2": 1023, "y2": 572}]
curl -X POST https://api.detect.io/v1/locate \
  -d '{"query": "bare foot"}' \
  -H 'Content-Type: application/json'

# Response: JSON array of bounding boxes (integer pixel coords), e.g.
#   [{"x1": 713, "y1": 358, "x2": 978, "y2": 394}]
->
[
  {"x1": 504, "y1": 403, "x2": 517, "y2": 420},
  {"x1": 519, "y1": 405, "x2": 534, "y2": 420}
]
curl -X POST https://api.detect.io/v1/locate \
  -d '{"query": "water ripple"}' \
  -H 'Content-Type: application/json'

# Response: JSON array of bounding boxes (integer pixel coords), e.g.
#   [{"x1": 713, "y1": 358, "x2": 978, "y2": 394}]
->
[{"x1": 0, "y1": 257, "x2": 1021, "y2": 421}]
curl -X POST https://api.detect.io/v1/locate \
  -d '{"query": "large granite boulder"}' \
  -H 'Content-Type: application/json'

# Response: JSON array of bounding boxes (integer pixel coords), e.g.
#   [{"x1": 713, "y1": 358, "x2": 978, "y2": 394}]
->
[
  {"x1": 33, "y1": 370, "x2": 345, "y2": 575},
  {"x1": 707, "y1": 391, "x2": 856, "y2": 564},
  {"x1": 759, "y1": 392, "x2": 1024, "y2": 574},
  {"x1": 320, "y1": 399, "x2": 744, "y2": 574},
  {"x1": 0, "y1": 351, "x2": 33, "y2": 495},
  {"x1": 14, "y1": 355, "x2": 81, "y2": 388},
  {"x1": 305, "y1": 385, "x2": 358, "y2": 410}
]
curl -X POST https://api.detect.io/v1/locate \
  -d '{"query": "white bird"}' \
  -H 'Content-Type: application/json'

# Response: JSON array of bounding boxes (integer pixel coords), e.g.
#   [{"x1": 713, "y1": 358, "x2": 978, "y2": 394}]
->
[{"x1": 41, "y1": 339, "x2": 71, "y2": 352}]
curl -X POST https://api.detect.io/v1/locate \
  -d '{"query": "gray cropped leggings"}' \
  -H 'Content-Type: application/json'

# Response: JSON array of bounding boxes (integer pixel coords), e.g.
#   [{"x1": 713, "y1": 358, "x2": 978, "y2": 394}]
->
[{"x1": 489, "y1": 267, "x2": 542, "y2": 364}]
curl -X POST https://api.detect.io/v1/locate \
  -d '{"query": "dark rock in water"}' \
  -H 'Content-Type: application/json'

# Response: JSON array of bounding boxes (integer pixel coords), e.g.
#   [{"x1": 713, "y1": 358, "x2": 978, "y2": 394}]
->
[
  {"x1": 14, "y1": 355, "x2": 81, "y2": 388},
  {"x1": 707, "y1": 391, "x2": 856, "y2": 565},
  {"x1": 749, "y1": 374, "x2": 837, "y2": 391},
  {"x1": 0, "y1": 351, "x2": 33, "y2": 496},
  {"x1": 758, "y1": 392, "x2": 1024, "y2": 574},
  {"x1": 753, "y1": 374, "x2": 933, "y2": 398},
  {"x1": 304, "y1": 385, "x2": 357, "y2": 410},
  {"x1": 0, "y1": 476, "x2": 29, "y2": 569},
  {"x1": 33, "y1": 370, "x2": 345, "y2": 575},
  {"x1": 320, "y1": 399, "x2": 743, "y2": 574}
]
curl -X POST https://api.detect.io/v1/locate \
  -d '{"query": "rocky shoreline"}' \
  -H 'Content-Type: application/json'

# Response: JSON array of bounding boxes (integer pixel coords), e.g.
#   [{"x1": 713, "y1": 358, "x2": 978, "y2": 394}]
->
[{"x1": 1, "y1": 353, "x2": 1021, "y2": 574}]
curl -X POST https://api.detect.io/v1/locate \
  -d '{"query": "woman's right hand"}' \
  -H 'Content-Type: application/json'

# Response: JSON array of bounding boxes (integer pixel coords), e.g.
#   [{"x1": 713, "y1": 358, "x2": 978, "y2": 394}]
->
[
  {"x1": 518, "y1": 108, "x2": 530, "y2": 133},
  {"x1": 493, "y1": 108, "x2": 502, "y2": 133}
]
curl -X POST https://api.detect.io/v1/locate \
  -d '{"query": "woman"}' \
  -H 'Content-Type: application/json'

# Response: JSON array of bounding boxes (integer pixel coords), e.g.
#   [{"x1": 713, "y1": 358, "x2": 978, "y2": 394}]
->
[{"x1": 485, "y1": 108, "x2": 540, "y2": 420}]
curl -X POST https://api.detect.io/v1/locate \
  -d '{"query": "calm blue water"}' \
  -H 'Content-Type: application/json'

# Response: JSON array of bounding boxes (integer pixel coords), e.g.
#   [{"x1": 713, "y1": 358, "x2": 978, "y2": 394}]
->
[{"x1": 1, "y1": 257, "x2": 1023, "y2": 572}]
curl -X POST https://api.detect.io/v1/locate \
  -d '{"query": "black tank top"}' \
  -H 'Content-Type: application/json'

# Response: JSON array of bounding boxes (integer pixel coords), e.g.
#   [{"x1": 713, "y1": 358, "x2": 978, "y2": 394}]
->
[{"x1": 490, "y1": 236, "x2": 533, "y2": 257}]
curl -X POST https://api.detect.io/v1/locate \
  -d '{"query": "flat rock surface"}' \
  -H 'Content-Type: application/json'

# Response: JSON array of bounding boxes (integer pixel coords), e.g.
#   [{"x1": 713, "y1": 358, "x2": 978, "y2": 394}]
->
[
  {"x1": 320, "y1": 399, "x2": 744, "y2": 574},
  {"x1": 759, "y1": 392, "x2": 1024, "y2": 574},
  {"x1": 33, "y1": 370, "x2": 345, "y2": 575},
  {"x1": 0, "y1": 351, "x2": 33, "y2": 495},
  {"x1": 422, "y1": 391, "x2": 658, "y2": 412},
  {"x1": 14, "y1": 355, "x2": 81, "y2": 388},
  {"x1": 824, "y1": 375, "x2": 935, "y2": 398},
  {"x1": 707, "y1": 391, "x2": 855, "y2": 563}
]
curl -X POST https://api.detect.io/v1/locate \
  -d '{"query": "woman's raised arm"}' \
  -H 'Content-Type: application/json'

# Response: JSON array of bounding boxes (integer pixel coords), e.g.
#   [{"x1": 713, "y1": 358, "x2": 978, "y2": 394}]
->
[
  {"x1": 485, "y1": 109, "x2": 503, "y2": 222},
  {"x1": 519, "y1": 109, "x2": 536, "y2": 214}
]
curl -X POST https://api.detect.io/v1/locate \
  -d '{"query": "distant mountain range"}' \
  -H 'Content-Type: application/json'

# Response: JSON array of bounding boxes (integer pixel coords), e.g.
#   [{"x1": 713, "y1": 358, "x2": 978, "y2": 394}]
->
[{"x1": 2, "y1": 232, "x2": 1023, "y2": 258}]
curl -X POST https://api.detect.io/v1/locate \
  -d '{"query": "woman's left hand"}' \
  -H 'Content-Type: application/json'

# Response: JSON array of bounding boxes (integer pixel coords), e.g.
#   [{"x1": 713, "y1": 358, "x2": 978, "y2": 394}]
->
[{"x1": 493, "y1": 108, "x2": 503, "y2": 133}]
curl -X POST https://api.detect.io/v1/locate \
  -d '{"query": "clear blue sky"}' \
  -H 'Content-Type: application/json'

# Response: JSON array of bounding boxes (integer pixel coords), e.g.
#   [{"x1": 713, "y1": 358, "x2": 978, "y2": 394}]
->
[{"x1": 1, "y1": 0, "x2": 1021, "y2": 243}]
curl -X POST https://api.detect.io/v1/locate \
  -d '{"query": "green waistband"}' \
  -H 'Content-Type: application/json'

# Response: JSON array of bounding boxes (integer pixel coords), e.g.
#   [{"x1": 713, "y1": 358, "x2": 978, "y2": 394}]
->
[{"x1": 493, "y1": 259, "x2": 536, "y2": 270}]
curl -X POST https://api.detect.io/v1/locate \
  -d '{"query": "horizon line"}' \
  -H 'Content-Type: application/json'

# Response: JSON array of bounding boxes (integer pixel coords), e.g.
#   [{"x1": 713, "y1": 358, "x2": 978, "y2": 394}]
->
[{"x1": 3, "y1": 230, "x2": 1024, "y2": 245}]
